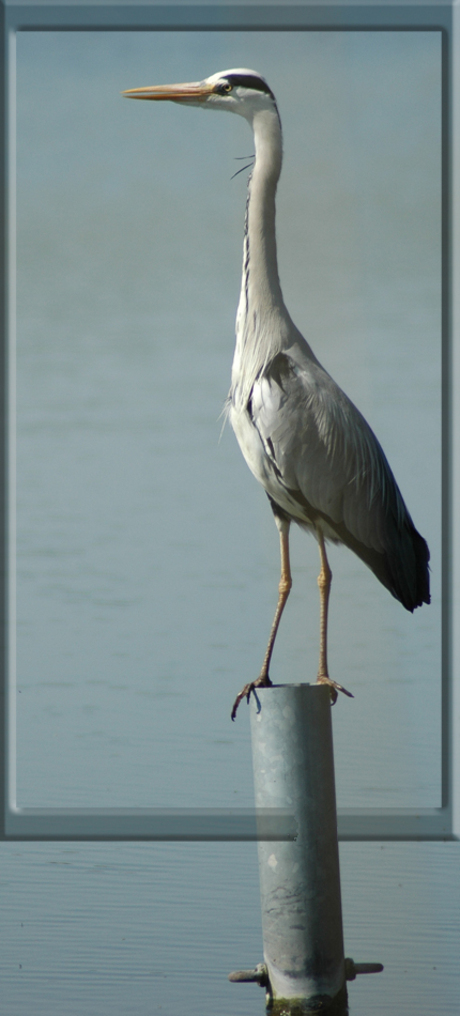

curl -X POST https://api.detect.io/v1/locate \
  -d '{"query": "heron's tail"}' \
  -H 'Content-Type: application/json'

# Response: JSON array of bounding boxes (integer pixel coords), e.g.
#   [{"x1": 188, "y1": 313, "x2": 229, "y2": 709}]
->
[
  {"x1": 386, "y1": 523, "x2": 430, "y2": 612},
  {"x1": 328, "y1": 516, "x2": 431, "y2": 612}
]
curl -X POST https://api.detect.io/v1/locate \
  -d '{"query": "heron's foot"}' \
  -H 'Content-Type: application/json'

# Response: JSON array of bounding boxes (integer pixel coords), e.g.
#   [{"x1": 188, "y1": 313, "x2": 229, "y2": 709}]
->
[
  {"x1": 231, "y1": 673, "x2": 273, "y2": 721},
  {"x1": 316, "y1": 674, "x2": 354, "y2": 705}
]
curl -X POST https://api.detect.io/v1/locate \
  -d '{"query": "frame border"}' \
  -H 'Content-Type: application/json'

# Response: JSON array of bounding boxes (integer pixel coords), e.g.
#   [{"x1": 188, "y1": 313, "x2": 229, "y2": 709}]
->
[{"x1": 1, "y1": 0, "x2": 456, "y2": 841}]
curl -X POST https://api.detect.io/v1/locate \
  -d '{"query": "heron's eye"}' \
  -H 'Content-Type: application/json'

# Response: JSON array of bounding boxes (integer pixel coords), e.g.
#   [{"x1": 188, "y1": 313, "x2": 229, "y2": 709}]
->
[{"x1": 219, "y1": 82, "x2": 233, "y2": 94}]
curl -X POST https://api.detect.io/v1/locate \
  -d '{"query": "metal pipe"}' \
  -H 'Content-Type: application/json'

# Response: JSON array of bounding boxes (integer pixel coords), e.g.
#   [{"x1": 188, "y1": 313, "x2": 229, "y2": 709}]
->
[{"x1": 250, "y1": 684, "x2": 345, "y2": 1008}]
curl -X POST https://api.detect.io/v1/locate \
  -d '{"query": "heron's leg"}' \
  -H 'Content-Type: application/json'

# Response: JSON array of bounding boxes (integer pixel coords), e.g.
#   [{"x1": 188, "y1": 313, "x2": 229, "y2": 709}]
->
[
  {"x1": 315, "y1": 529, "x2": 353, "y2": 704},
  {"x1": 259, "y1": 517, "x2": 292, "y2": 681},
  {"x1": 231, "y1": 518, "x2": 292, "y2": 720},
  {"x1": 316, "y1": 529, "x2": 332, "y2": 681}
]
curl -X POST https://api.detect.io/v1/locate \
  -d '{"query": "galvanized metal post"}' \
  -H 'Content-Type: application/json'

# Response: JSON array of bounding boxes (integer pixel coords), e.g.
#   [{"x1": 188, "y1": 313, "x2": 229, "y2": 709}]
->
[{"x1": 250, "y1": 684, "x2": 345, "y2": 1009}]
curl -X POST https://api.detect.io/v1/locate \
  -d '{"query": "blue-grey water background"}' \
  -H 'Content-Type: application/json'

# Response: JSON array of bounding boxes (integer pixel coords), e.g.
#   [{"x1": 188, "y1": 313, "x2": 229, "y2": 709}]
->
[{"x1": 1, "y1": 28, "x2": 456, "y2": 1016}]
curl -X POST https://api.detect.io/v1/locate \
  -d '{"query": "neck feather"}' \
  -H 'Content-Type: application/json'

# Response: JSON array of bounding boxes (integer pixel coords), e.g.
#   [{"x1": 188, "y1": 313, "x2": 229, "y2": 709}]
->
[
  {"x1": 232, "y1": 107, "x2": 289, "y2": 404},
  {"x1": 244, "y1": 108, "x2": 283, "y2": 310}
]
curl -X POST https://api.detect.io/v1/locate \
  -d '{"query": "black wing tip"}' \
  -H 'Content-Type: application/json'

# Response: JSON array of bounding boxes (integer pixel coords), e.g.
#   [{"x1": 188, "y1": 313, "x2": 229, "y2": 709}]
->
[
  {"x1": 394, "y1": 528, "x2": 430, "y2": 612},
  {"x1": 404, "y1": 590, "x2": 431, "y2": 613}
]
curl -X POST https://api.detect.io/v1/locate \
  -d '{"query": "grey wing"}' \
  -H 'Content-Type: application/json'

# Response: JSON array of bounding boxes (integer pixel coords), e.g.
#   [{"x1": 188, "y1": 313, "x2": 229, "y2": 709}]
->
[{"x1": 248, "y1": 351, "x2": 430, "y2": 610}]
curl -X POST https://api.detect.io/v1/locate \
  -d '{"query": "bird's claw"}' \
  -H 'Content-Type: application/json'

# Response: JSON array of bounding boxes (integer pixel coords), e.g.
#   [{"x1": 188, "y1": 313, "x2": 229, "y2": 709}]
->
[
  {"x1": 231, "y1": 674, "x2": 273, "y2": 721},
  {"x1": 316, "y1": 675, "x2": 354, "y2": 705}
]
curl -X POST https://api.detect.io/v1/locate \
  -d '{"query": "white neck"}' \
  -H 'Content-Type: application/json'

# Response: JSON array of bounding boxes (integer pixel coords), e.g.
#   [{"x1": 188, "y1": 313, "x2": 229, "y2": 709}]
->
[
  {"x1": 232, "y1": 107, "x2": 291, "y2": 404},
  {"x1": 243, "y1": 108, "x2": 283, "y2": 307}
]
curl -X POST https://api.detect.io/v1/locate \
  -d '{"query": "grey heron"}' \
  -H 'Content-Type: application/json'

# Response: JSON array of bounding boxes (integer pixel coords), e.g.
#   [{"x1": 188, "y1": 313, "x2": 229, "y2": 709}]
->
[{"x1": 123, "y1": 68, "x2": 430, "y2": 719}]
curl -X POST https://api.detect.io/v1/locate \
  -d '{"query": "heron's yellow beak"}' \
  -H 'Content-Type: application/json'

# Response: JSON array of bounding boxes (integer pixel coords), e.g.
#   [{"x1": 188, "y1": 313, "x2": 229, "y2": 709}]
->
[{"x1": 122, "y1": 81, "x2": 215, "y2": 101}]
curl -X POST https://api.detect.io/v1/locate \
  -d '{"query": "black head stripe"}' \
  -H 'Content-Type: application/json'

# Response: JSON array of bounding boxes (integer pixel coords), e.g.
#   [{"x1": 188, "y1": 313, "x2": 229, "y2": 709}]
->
[{"x1": 224, "y1": 74, "x2": 275, "y2": 100}]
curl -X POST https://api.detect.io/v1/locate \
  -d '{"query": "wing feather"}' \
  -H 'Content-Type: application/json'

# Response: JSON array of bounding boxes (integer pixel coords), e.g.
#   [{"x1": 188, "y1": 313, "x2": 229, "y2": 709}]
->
[{"x1": 234, "y1": 349, "x2": 430, "y2": 610}]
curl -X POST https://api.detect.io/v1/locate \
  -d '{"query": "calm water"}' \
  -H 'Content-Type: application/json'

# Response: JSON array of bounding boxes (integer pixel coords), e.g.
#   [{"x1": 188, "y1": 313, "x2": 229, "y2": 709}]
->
[{"x1": 1, "y1": 28, "x2": 456, "y2": 1016}]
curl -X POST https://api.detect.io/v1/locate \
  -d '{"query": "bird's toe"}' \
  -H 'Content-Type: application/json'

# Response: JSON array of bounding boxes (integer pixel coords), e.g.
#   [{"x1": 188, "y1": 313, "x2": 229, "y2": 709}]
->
[
  {"x1": 231, "y1": 674, "x2": 273, "y2": 720},
  {"x1": 316, "y1": 675, "x2": 353, "y2": 704}
]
